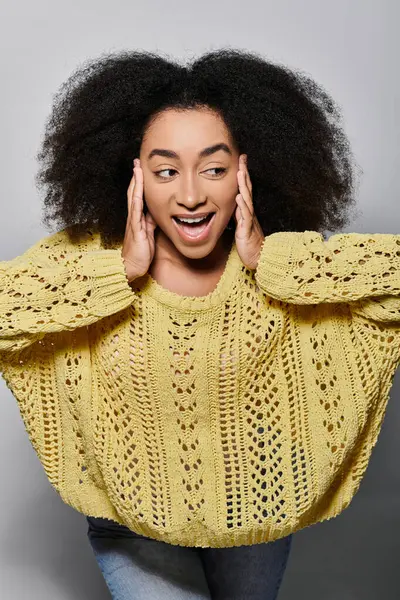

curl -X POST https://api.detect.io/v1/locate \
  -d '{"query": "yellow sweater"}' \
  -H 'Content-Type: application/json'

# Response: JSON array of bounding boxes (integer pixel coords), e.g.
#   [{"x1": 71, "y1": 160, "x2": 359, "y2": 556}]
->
[{"x1": 0, "y1": 228, "x2": 399, "y2": 548}]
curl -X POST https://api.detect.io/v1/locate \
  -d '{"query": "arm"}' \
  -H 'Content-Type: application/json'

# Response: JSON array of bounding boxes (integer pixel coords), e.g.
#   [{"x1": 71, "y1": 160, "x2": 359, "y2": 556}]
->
[
  {"x1": 0, "y1": 229, "x2": 135, "y2": 353},
  {"x1": 254, "y1": 230, "x2": 400, "y2": 322}
]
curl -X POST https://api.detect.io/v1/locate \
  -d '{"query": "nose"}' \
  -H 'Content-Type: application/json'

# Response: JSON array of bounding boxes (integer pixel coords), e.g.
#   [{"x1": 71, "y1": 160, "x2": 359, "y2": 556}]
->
[{"x1": 176, "y1": 173, "x2": 206, "y2": 208}]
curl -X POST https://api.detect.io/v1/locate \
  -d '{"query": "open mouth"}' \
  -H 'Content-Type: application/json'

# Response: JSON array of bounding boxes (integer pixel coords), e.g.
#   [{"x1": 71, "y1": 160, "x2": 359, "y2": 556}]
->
[
  {"x1": 172, "y1": 212, "x2": 216, "y2": 240},
  {"x1": 172, "y1": 213, "x2": 215, "y2": 227}
]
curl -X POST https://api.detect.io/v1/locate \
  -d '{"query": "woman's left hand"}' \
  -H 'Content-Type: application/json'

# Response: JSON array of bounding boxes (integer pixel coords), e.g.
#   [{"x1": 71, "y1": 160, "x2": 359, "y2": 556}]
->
[{"x1": 234, "y1": 154, "x2": 265, "y2": 270}]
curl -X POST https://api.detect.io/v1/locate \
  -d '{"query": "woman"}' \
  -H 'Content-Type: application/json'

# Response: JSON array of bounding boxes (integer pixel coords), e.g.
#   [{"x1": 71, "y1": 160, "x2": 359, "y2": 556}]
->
[{"x1": 0, "y1": 48, "x2": 399, "y2": 599}]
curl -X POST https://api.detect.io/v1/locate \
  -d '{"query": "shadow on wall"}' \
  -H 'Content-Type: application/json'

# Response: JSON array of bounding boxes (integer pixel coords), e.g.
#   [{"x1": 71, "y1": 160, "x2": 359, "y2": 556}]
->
[{"x1": 2, "y1": 478, "x2": 110, "y2": 599}]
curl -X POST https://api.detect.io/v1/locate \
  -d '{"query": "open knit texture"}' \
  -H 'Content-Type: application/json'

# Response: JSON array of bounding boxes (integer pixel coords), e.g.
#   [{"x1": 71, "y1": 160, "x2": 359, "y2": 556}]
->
[{"x1": 0, "y1": 228, "x2": 399, "y2": 548}]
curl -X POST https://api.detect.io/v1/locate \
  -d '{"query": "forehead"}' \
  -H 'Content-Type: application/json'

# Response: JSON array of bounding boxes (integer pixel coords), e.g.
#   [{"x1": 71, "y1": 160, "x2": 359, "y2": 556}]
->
[{"x1": 142, "y1": 108, "x2": 233, "y2": 149}]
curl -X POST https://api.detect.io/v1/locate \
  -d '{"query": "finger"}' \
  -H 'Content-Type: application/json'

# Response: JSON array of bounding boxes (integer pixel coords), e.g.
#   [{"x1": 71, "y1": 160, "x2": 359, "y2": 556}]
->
[
  {"x1": 132, "y1": 166, "x2": 143, "y2": 205},
  {"x1": 234, "y1": 201, "x2": 242, "y2": 224},
  {"x1": 238, "y1": 155, "x2": 251, "y2": 190},
  {"x1": 127, "y1": 171, "x2": 140, "y2": 233},
  {"x1": 127, "y1": 172, "x2": 138, "y2": 230},
  {"x1": 235, "y1": 192, "x2": 252, "y2": 225},
  {"x1": 239, "y1": 155, "x2": 253, "y2": 198},
  {"x1": 238, "y1": 169, "x2": 252, "y2": 208},
  {"x1": 131, "y1": 167, "x2": 144, "y2": 231},
  {"x1": 237, "y1": 170, "x2": 253, "y2": 215},
  {"x1": 243, "y1": 162, "x2": 252, "y2": 193},
  {"x1": 126, "y1": 171, "x2": 135, "y2": 229}
]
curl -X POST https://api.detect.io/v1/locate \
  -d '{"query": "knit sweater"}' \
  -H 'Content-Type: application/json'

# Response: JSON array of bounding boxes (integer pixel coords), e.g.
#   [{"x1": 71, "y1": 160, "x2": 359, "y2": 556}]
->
[{"x1": 0, "y1": 228, "x2": 399, "y2": 548}]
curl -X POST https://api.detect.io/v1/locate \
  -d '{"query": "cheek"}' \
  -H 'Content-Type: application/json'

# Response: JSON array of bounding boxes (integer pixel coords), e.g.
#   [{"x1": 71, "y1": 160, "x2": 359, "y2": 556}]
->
[
  {"x1": 220, "y1": 176, "x2": 239, "y2": 203},
  {"x1": 143, "y1": 180, "x2": 159, "y2": 204},
  {"x1": 224, "y1": 171, "x2": 239, "y2": 193},
  {"x1": 142, "y1": 182, "x2": 168, "y2": 216}
]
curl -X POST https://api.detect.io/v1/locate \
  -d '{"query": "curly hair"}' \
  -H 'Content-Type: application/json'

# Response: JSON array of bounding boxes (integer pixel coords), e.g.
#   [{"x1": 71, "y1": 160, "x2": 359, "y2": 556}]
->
[{"x1": 36, "y1": 47, "x2": 361, "y2": 249}]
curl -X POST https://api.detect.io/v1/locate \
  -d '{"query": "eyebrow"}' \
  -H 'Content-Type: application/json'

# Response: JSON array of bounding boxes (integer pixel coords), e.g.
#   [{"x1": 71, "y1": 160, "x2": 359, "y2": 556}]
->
[{"x1": 147, "y1": 142, "x2": 232, "y2": 161}]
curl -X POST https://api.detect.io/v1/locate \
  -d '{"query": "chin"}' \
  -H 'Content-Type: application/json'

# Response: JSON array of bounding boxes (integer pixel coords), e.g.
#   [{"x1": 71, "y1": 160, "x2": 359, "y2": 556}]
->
[{"x1": 175, "y1": 231, "x2": 233, "y2": 262}]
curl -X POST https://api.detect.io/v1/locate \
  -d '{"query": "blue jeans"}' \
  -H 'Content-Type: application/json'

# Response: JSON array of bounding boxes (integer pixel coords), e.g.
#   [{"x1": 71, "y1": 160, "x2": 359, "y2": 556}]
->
[{"x1": 86, "y1": 516, "x2": 293, "y2": 599}]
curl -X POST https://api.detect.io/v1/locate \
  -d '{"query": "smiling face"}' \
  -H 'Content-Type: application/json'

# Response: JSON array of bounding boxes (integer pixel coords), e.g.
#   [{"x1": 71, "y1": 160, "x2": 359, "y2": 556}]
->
[{"x1": 139, "y1": 106, "x2": 240, "y2": 266}]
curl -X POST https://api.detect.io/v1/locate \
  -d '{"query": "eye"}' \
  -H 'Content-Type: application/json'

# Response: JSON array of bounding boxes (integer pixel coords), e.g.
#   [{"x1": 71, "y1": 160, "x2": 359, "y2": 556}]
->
[
  {"x1": 153, "y1": 167, "x2": 227, "y2": 179},
  {"x1": 154, "y1": 168, "x2": 177, "y2": 179},
  {"x1": 205, "y1": 167, "x2": 227, "y2": 177}
]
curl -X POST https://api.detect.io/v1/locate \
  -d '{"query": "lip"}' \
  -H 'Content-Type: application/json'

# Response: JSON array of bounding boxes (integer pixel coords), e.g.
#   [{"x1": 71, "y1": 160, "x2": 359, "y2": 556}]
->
[
  {"x1": 172, "y1": 213, "x2": 216, "y2": 243},
  {"x1": 173, "y1": 212, "x2": 214, "y2": 219}
]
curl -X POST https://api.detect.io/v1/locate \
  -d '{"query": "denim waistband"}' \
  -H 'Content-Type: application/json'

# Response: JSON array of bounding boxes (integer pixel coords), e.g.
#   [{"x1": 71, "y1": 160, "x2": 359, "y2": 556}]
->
[{"x1": 86, "y1": 516, "x2": 149, "y2": 540}]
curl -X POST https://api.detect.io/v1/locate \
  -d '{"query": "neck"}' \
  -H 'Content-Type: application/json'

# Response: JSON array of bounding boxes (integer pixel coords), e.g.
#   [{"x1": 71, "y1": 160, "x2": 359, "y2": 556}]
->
[{"x1": 152, "y1": 228, "x2": 234, "y2": 272}]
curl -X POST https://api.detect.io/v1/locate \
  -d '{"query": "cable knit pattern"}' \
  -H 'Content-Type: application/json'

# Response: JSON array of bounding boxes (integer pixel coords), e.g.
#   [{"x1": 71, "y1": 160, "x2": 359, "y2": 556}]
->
[{"x1": 0, "y1": 228, "x2": 399, "y2": 548}]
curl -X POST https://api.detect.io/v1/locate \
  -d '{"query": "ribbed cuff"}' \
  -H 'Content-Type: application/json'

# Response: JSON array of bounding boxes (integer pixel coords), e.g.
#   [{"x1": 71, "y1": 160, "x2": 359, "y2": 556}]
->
[
  {"x1": 79, "y1": 249, "x2": 136, "y2": 316},
  {"x1": 254, "y1": 232, "x2": 301, "y2": 301}
]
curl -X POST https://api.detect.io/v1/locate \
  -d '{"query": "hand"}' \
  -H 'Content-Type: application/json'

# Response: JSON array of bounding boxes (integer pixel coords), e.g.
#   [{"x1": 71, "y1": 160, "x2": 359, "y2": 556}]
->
[
  {"x1": 121, "y1": 158, "x2": 157, "y2": 281},
  {"x1": 234, "y1": 154, "x2": 265, "y2": 270}
]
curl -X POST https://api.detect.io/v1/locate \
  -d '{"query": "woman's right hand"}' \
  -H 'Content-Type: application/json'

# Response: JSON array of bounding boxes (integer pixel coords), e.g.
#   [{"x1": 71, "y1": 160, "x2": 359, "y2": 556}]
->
[{"x1": 122, "y1": 159, "x2": 157, "y2": 282}]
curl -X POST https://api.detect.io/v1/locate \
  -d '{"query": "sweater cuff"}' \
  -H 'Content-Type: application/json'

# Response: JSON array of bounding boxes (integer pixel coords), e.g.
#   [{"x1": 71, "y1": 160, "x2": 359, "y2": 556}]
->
[
  {"x1": 254, "y1": 232, "x2": 301, "y2": 301},
  {"x1": 79, "y1": 249, "x2": 136, "y2": 316}
]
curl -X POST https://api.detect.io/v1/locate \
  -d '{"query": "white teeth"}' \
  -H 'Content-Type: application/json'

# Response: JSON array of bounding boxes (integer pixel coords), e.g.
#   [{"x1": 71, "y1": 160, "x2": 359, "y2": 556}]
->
[{"x1": 175, "y1": 215, "x2": 209, "y2": 224}]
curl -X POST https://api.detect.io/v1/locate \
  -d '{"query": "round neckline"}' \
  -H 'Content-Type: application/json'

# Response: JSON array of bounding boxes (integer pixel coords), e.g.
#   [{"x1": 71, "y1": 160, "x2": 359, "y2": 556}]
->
[{"x1": 137, "y1": 241, "x2": 242, "y2": 311}]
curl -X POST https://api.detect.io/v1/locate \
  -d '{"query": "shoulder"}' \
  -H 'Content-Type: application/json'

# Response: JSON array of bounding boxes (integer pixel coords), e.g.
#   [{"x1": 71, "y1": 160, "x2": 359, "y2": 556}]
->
[
  {"x1": 20, "y1": 226, "x2": 103, "y2": 261},
  {"x1": 40, "y1": 226, "x2": 102, "y2": 251}
]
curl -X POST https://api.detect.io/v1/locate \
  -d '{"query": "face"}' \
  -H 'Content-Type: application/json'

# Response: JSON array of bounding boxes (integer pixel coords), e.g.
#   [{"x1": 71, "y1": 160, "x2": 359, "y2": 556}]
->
[{"x1": 139, "y1": 107, "x2": 240, "y2": 263}]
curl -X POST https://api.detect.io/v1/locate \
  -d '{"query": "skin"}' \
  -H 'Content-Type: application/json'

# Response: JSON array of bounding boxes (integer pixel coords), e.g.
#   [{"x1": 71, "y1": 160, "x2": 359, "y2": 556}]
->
[{"x1": 133, "y1": 106, "x2": 264, "y2": 286}]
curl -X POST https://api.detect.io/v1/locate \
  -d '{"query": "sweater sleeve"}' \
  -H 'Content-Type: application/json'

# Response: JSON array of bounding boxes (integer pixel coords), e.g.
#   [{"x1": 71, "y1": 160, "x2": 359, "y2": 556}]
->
[
  {"x1": 0, "y1": 230, "x2": 135, "y2": 353},
  {"x1": 254, "y1": 230, "x2": 400, "y2": 322}
]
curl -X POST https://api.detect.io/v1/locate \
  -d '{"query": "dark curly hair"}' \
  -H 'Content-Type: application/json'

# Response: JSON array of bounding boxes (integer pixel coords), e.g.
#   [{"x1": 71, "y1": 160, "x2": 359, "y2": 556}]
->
[{"x1": 35, "y1": 47, "x2": 361, "y2": 249}]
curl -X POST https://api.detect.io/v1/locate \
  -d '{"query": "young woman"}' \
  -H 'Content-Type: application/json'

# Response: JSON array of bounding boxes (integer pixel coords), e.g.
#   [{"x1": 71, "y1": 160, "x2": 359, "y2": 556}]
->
[{"x1": 1, "y1": 48, "x2": 399, "y2": 600}]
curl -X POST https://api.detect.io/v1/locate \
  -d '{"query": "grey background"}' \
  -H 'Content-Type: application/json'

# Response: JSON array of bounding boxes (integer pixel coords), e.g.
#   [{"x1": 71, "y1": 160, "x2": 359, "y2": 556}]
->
[{"x1": 0, "y1": 0, "x2": 399, "y2": 598}]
